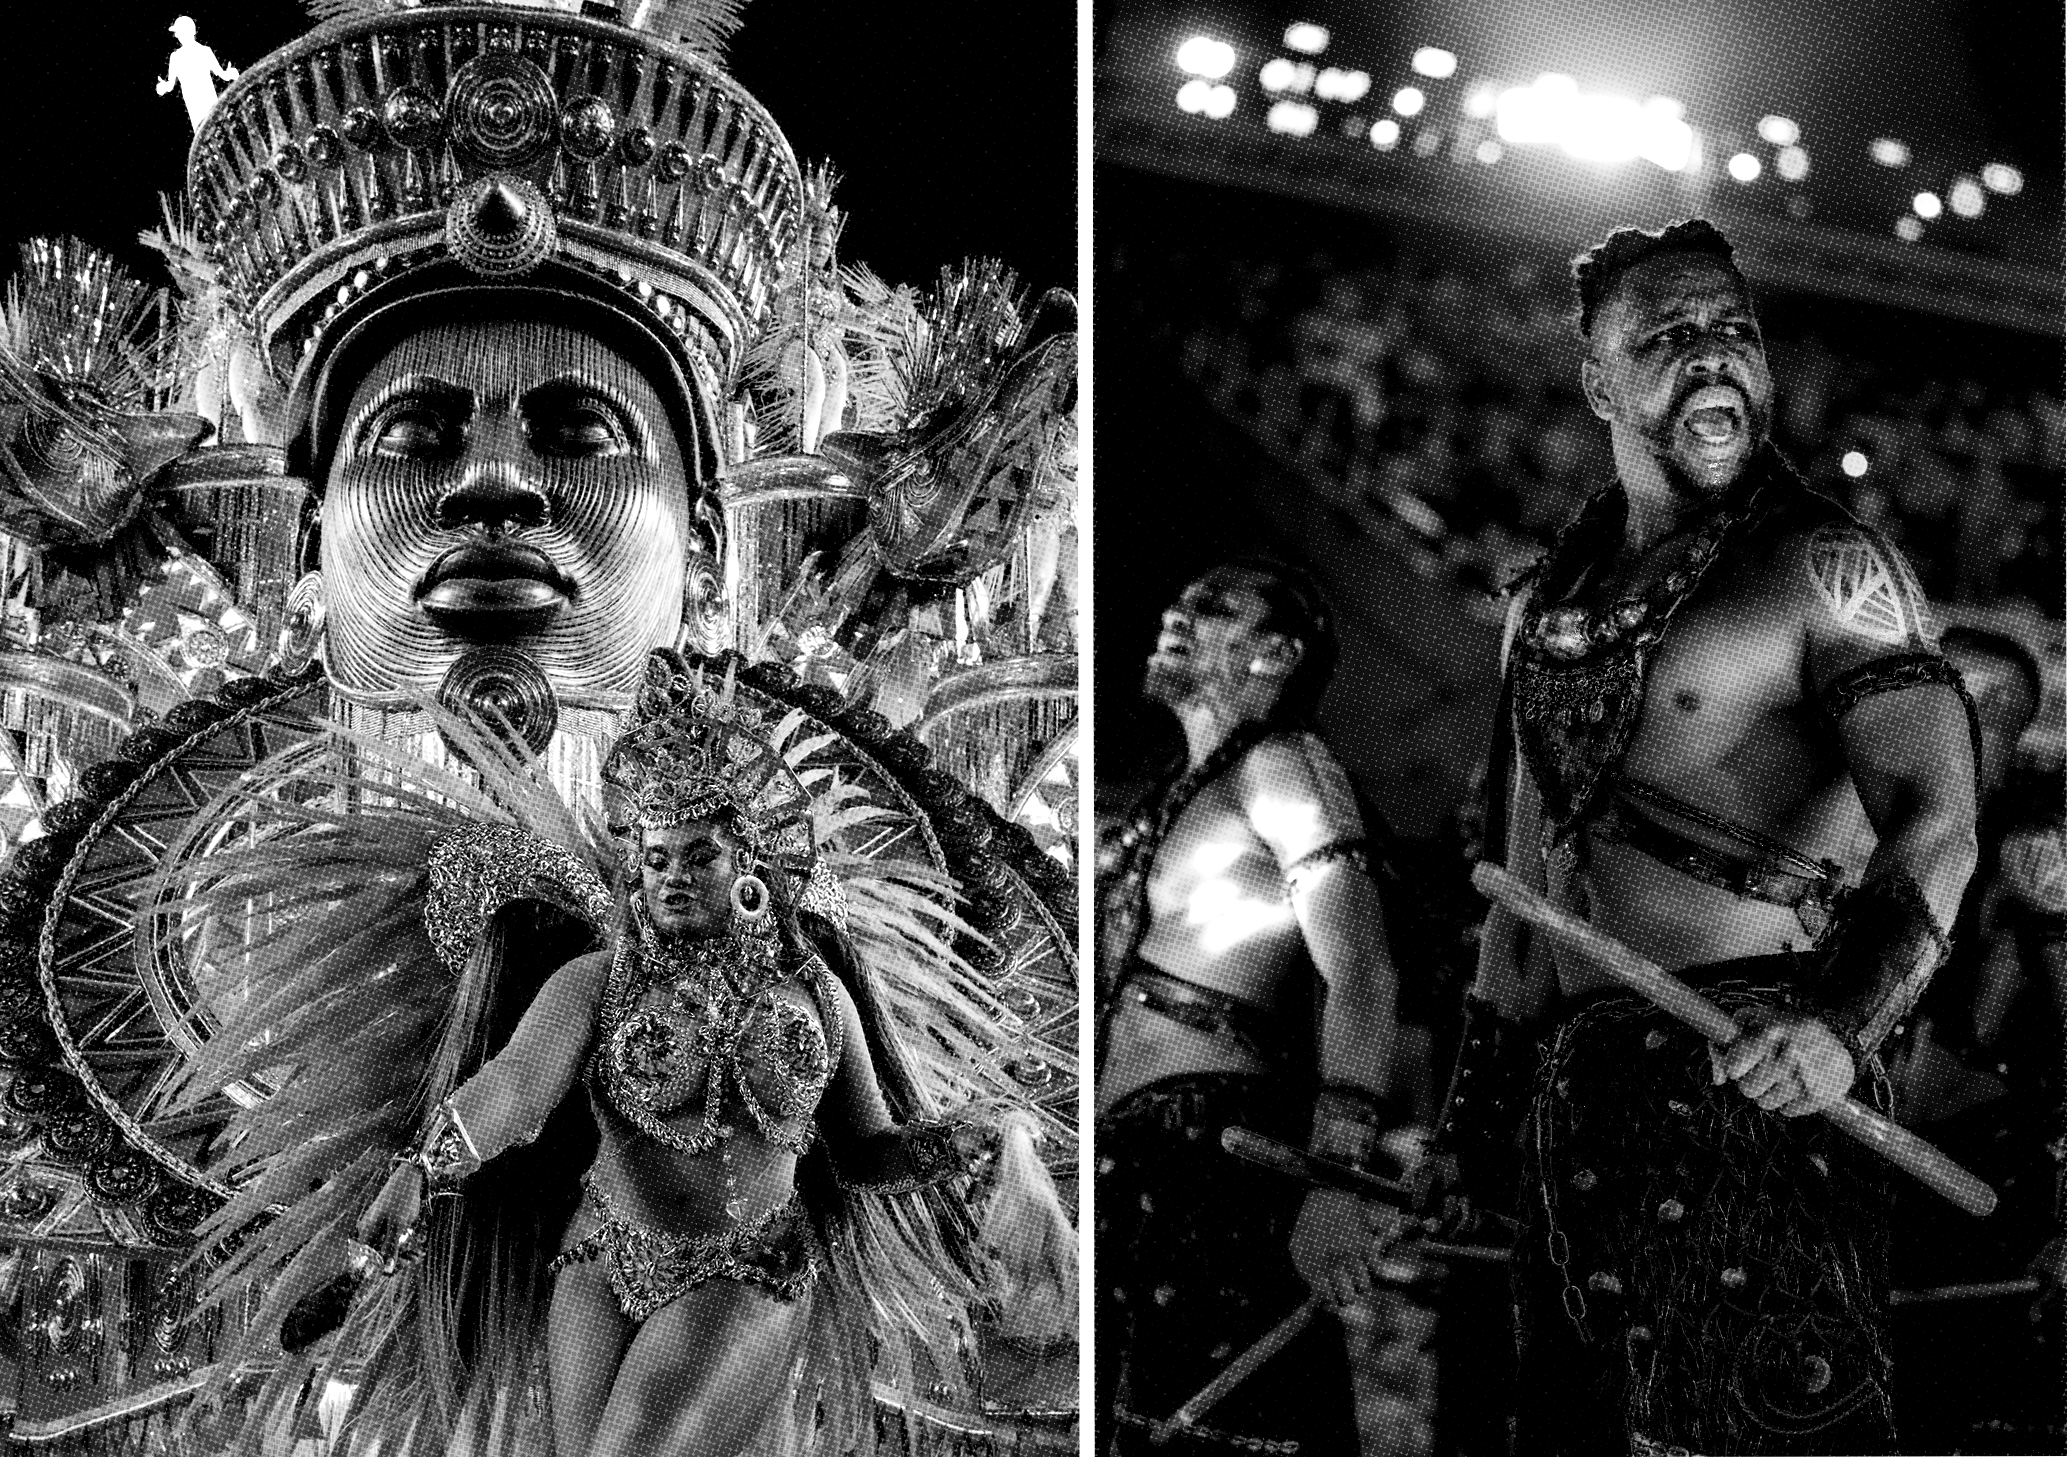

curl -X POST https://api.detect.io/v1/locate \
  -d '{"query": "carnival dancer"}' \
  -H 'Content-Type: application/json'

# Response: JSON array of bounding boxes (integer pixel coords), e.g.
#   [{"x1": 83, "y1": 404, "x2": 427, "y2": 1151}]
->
[
  {"x1": 159, "y1": 650, "x2": 1069, "y2": 1457},
  {"x1": 1096, "y1": 558, "x2": 1411, "y2": 1456},
  {"x1": 1425, "y1": 220, "x2": 1979, "y2": 1454}
]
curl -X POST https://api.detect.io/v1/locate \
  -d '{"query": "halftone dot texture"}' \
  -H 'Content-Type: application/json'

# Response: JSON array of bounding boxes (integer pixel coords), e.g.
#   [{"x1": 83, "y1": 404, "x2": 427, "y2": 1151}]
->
[{"x1": 1096, "y1": 0, "x2": 2063, "y2": 1450}]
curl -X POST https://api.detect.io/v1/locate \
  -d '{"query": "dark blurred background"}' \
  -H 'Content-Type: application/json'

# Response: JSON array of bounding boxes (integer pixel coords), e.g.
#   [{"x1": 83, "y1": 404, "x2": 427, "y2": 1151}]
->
[{"x1": 1095, "y1": 2, "x2": 2064, "y2": 1453}]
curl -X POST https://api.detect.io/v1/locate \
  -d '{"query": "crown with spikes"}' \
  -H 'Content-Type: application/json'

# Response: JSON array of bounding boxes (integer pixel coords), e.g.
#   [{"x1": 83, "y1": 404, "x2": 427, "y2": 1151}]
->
[
  {"x1": 188, "y1": 1, "x2": 801, "y2": 397},
  {"x1": 600, "y1": 649, "x2": 815, "y2": 875}
]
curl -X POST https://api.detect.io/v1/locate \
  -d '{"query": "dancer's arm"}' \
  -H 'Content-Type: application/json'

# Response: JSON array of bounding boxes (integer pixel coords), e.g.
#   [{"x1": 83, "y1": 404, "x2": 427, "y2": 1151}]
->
[
  {"x1": 360, "y1": 949, "x2": 608, "y2": 1255},
  {"x1": 815, "y1": 973, "x2": 973, "y2": 1194}
]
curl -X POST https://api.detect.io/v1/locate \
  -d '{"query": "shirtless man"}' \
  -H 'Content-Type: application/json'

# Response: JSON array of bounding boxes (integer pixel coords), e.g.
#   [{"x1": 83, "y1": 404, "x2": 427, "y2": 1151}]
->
[
  {"x1": 1096, "y1": 558, "x2": 1407, "y2": 1456},
  {"x1": 1429, "y1": 220, "x2": 1978, "y2": 1455}
]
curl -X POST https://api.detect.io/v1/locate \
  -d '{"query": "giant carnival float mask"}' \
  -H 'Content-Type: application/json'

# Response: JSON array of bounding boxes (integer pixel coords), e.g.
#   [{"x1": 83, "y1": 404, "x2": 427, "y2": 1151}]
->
[{"x1": 195, "y1": 0, "x2": 788, "y2": 735}]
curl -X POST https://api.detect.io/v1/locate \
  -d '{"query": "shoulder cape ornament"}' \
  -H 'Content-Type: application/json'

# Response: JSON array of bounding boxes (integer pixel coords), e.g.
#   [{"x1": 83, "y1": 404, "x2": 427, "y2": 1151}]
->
[{"x1": 424, "y1": 822, "x2": 614, "y2": 974}]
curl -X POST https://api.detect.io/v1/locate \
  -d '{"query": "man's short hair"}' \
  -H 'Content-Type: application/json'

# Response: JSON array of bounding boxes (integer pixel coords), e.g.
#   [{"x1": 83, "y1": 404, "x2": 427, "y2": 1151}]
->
[
  {"x1": 1941, "y1": 626, "x2": 2045, "y2": 734},
  {"x1": 1571, "y1": 219, "x2": 1747, "y2": 338},
  {"x1": 1225, "y1": 556, "x2": 1338, "y2": 721}
]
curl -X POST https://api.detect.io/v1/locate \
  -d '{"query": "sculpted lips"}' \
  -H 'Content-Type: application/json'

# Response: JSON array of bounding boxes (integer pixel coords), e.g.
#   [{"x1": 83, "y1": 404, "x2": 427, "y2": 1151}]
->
[{"x1": 415, "y1": 540, "x2": 575, "y2": 631}]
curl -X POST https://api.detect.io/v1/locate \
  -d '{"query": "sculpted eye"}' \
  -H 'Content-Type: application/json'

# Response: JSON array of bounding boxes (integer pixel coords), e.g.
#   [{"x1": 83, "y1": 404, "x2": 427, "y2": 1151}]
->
[
  {"x1": 365, "y1": 400, "x2": 458, "y2": 459},
  {"x1": 526, "y1": 389, "x2": 632, "y2": 459}
]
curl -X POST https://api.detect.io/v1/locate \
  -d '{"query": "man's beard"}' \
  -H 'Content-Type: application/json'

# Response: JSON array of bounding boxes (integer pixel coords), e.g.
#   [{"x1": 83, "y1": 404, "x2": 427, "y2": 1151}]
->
[{"x1": 1644, "y1": 381, "x2": 1772, "y2": 502}]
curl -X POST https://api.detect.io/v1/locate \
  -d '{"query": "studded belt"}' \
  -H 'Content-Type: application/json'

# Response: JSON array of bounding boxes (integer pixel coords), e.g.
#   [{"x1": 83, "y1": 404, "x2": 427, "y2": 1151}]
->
[{"x1": 1592, "y1": 781, "x2": 1846, "y2": 939}]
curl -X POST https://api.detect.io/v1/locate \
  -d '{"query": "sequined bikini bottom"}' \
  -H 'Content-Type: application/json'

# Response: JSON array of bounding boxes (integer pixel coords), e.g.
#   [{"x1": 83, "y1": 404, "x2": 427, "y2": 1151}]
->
[{"x1": 548, "y1": 1177, "x2": 823, "y2": 1323}]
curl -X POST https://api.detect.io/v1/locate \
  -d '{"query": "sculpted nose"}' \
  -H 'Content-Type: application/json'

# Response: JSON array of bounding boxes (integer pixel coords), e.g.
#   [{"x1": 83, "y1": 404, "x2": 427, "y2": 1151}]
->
[{"x1": 434, "y1": 461, "x2": 550, "y2": 534}]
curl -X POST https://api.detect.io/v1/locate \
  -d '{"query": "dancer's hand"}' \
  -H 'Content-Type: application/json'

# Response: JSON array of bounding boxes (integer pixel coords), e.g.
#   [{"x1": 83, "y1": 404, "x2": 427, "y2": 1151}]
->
[
  {"x1": 358, "y1": 1164, "x2": 424, "y2": 1275},
  {"x1": 1290, "y1": 1188, "x2": 1404, "y2": 1308},
  {"x1": 1710, "y1": 1004, "x2": 1853, "y2": 1117}
]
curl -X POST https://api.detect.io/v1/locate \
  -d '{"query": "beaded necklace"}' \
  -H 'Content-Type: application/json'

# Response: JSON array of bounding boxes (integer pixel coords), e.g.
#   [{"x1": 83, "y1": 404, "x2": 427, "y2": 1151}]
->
[{"x1": 1509, "y1": 449, "x2": 1788, "y2": 837}]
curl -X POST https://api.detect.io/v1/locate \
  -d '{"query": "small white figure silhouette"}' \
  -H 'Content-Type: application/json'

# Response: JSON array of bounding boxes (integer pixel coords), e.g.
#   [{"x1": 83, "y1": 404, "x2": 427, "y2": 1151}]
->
[{"x1": 156, "y1": 17, "x2": 238, "y2": 132}]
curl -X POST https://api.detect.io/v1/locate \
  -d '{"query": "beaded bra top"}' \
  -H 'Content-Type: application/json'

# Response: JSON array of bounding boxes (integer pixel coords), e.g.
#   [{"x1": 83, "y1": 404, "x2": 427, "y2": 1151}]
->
[
  {"x1": 1508, "y1": 455, "x2": 1787, "y2": 842},
  {"x1": 592, "y1": 918, "x2": 844, "y2": 1158}
]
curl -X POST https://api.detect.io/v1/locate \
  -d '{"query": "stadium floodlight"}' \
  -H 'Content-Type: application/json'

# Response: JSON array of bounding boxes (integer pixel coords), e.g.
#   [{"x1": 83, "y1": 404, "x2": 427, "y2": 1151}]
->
[
  {"x1": 1493, "y1": 75, "x2": 1691, "y2": 171},
  {"x1": 1259, "y1": 58, "x2": 1314, "y2": 94},
  {"x1": 1266, "y1": 100, "x2": 1319, "y2": 136},
  {"x1": 1284, "y1": 23, "x2": 1328, "y2": 54},
  {"x1": 1317, "y1": 68, "x2": 1370, "y2": 103},
  {"x1": 1981, "y1": 163, "x2": 2023, "y2": 195},
  {"x1": 1175, "y1": 36, "x2": 1236, "y2": 79},
  {"x1": 1870, "y1": 137, "x2": 1911, "y2": 167},
  {"x1": 1412, "y1": 47, "x2": 1458, "y2": 79}
]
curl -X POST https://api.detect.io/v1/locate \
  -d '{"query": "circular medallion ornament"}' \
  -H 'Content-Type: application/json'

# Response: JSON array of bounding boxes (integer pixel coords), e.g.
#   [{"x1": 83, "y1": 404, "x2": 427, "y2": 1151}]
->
[
  {"x1": 445, "y1": 53, "x2": 558, "y2": 174},
  {"x1": 383, "y1": 85, "x2": 445, "y2": 151},
  {"x1": 560, "y1": 96, "x2": 618, "y2": 161},
  {"x1": 276, "y1": 572, "x2": 326, "y2": 675},
  {"x1": 445, "y1": 175, "x2": 557, "y2": 278},
  {"x1": 681, "y1": 556, "x2": 728, "y2": 657},
  {"x1": 436, "y1": 645, "x2": 559, "y2": 756}
]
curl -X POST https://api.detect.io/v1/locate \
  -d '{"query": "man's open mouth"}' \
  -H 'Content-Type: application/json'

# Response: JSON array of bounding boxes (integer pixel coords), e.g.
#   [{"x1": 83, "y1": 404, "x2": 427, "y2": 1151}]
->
[
  {"x1": 1679, "y1": 385, "x2": 1748, "y2": 445},
  {"x1": 415, "y1": 541, "x2": 574, "y2": 632}
]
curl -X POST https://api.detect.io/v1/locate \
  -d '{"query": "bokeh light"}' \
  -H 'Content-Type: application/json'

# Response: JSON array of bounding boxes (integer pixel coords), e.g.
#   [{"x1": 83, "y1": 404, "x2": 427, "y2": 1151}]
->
[
  {"x1": 1370, "y1": 118, "x2": 1401, "y2": 150},
  {"x1": 1894, "y1": 215, "x2": 1924, "y2": 241},
  {"x1": 1913, "y1": 190, "x2": 1943, "y2": 220},
  {"x1": 1284, "y1": 23, "x2": 1329, "y2": 54},
  {"x1": 1393, "y1": 86, "x2": 1427, "y2": 117},
  {"x1": 1756, "y1": 115, "x2": 1799, "y2": 146},
  {"x1": 1175, "y1": 37, "x2": 1236, "y2": 79},
  {"x1": 1727, "y1": 152, "x2": 1762, "y2": 182},
  {"x1": 1841, "y1": 450, "x2": 1869, "y2": 477},
  {"x1": 1982, "y1": 163, "x2": 2024, "y2": 196},
  {"x1": 1871, "y1": 137, "x2": 1911, "y2": 168},
  {"x1": 1411, "y1": 47, "x2": 1459, "y2": 80},
  {"x1": 1776, "y1": 145, "x2": 1809, "y2": 181},
  {"x1": 1267, "y1": 100, "x2": 1319, "y2": 137},
  {"x1": 1948, "y1": 177, "x2": 1986, "y2": 218}
]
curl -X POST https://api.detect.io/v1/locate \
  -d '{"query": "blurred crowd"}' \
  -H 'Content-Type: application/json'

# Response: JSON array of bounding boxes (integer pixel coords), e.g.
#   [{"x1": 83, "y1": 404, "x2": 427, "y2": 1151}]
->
[{"x1": 1161, "y1": 239, "x2": 2065, "y2": 626}]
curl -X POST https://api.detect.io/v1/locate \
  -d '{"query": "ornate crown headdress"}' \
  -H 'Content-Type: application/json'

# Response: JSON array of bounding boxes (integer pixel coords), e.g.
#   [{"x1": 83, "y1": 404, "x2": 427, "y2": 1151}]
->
[
  {"x1": 600, "y1": 649, "x2": 814, "y2": 876},
  {"x1": 187, "y1": 2, "x2": 802, "y2": 405}
]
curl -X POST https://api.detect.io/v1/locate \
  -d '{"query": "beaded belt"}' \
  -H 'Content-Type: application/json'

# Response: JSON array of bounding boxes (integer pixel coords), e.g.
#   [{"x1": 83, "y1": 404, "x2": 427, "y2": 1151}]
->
[{"x1": 1113, "y1": 963, "x2": 1302, "y2": 1072}]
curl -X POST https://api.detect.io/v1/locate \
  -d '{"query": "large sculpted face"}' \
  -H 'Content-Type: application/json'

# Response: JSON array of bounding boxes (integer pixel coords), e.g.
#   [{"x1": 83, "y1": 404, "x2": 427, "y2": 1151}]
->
[
  {"x1": 1144, "y1": 566, "x2": 1284, "y2": 712},
  {"x1": 321, "y1": 318, "x2": 696, "y2": 705},
  {"x1": 1583, "y1": 253, "x2": 1775, "y2": 498}
]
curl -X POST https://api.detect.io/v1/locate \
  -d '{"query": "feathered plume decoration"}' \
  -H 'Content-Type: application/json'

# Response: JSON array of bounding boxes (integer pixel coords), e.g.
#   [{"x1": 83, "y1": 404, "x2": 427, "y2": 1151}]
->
[
  {"x1": 899, "y1": 260, "x2": 1027, "y2": 426},
  {"x1": 0, "y1": 238, "x2": 183, "y2": 451}
]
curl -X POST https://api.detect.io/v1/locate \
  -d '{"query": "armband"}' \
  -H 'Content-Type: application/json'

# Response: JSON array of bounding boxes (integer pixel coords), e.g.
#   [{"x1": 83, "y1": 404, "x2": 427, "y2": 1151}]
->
[
  {"x1": 1810, "y1": 874, "x2": 1953, "y2": 1076},
  {"x1": 394, "y1": 1098, "x2": 482, "y2": 1199},
  {"x1": 841, "y1": 1119, "x2": 970, "y2": 1195},
  {"x1": 1282, "y1": 838, "x2": 1370, "y2": 897},
  {"x1": 1309, "y1": 1084, "x2": 1384, "y2": 1171},
  {"x1": 1818, "y1": 652, "x2": 1983, "y2": 787}
]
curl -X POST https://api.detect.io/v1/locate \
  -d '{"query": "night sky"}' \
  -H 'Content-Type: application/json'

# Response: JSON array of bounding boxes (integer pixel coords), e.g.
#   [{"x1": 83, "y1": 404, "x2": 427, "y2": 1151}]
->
[{"x1": 0, "y1": 1, "x2": 1076, "y2": 299}]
